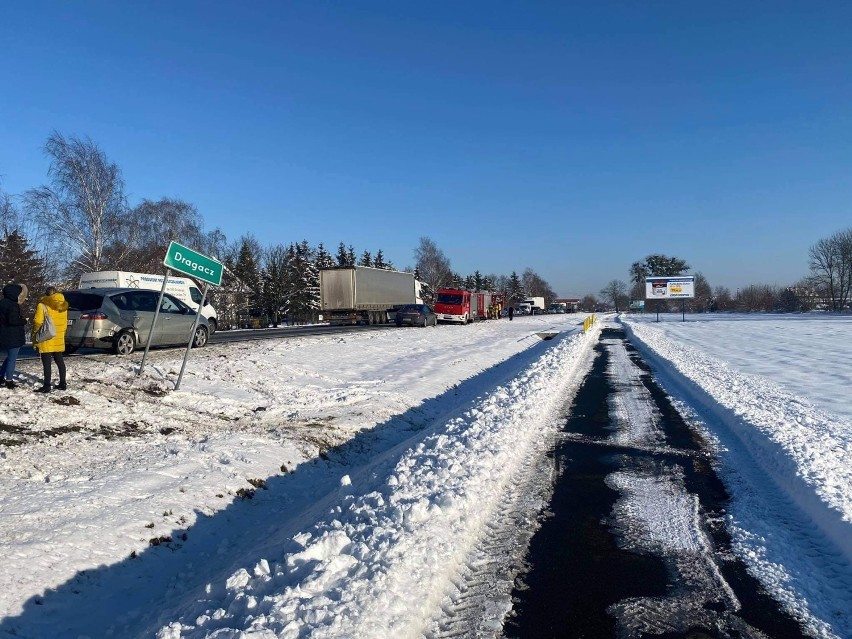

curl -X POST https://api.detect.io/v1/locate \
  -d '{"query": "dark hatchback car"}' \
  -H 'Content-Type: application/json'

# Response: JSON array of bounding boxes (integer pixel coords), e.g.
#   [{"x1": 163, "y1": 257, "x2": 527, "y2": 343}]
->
[
  {"x1": 395, "y1": 304, "x2": 438, "y2": 327},
  {"x1": 64, "y1": 288, "x2": 210, "y2": 355}
]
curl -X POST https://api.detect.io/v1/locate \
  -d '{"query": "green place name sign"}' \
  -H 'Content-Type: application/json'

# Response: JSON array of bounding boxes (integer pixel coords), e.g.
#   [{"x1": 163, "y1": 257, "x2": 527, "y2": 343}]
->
[{"x1": 163, "y1": 241, "x2": 223, "y2": 287}]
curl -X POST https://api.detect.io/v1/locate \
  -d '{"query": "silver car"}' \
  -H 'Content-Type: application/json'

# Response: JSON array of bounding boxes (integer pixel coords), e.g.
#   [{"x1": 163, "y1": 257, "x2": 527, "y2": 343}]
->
[{"x1": 64, "y1": 288, "x2": 210, "y2": 355}]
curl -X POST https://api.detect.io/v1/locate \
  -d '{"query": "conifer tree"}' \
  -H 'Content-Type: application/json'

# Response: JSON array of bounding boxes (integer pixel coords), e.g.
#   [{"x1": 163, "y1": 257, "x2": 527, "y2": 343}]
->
[
  {"x1": 232, "y1": 237, "x2": 263, "y2": 325},
  {"x1": 314, "y1": 242, "x2": 335, "y2": 271},
  {"x1": 373, "y1": 249, "x2": 386, "y2": 269},
  {"x1": 359, "y1": 250, "x2": 373, "y2": 267},
  {"x1": 507, "y1": 271, "x2": 524, "y2": 306},
  {"x1": 336, "y1": 242, "x2": 349, "y2": 267},
  {"x1": 0, "y1": 230, "x2": 48, "y2": 318},
  {"x1": 285, "y1": 241, "x2": 318, "y2": 322}
]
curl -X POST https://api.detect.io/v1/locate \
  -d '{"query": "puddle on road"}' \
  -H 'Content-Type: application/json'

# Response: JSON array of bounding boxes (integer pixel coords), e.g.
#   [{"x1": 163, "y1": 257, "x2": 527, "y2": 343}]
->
[{"x1": 503, "y1": 327, "x2": 808, "y2": 639}]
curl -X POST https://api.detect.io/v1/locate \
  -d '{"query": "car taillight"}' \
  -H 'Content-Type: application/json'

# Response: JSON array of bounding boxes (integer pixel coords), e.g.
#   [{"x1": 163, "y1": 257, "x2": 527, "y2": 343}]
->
[{"x1": 80, "y1": 311, "x2": 108, "y2": 320}]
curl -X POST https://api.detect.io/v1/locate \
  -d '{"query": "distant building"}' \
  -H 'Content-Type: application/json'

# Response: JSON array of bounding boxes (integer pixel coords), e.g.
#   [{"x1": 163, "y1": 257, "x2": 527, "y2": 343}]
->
[{"x1": 555, "y1": 298, "x2": 580, "y2": 312}]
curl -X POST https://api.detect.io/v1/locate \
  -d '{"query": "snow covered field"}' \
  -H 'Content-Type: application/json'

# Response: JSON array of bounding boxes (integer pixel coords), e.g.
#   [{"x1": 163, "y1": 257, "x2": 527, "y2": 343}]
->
[{"x1": 1, "y1": 312, "x2": 850, "y2": 638}]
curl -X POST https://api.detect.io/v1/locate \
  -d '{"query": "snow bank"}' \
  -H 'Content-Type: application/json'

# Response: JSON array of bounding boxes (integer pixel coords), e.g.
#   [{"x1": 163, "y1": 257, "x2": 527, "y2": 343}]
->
[{"x1": 154, "y1": 327, "x2": 597, "y2": 637}]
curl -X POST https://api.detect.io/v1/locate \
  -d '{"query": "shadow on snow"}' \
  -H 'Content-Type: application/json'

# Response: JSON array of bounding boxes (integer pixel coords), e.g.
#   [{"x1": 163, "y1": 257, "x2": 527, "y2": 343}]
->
[{"x1": 0, "y1": 327, "x2": 578, "y2": 639}]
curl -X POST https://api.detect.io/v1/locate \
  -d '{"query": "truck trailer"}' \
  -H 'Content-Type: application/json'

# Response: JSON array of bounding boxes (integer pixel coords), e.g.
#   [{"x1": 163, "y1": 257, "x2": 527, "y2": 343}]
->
[{"x1": 320, "y1": 266, "x2": 422, "y2": 326}]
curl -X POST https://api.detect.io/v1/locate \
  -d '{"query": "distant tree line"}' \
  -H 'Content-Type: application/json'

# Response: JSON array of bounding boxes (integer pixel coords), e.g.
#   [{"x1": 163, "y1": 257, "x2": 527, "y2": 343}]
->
[
  {"x1": 1, "y1": 131, "x2": 558, "y2": 327},
  {"x1": 586, "y1": 234, "x2": 852, "y2": 314}
]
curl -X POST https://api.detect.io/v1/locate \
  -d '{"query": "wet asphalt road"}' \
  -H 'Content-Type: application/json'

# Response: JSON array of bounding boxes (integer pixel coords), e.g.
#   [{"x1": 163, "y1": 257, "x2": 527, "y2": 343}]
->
[{"x1": 504, "y1": 326, "x2": 808, "y2": 639}]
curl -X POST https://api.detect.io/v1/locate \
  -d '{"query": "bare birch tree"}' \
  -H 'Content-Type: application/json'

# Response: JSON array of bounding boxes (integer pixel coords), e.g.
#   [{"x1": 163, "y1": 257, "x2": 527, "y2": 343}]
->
[
  {"x1": 414, "y1": 237, "x2": 452, "y2": 303},
  {"x1": 110, "y1": 197, "x2": 204, "y2": 272},
  {"x1": 24, "y1": 132, "x2": 129, "y2": 278}
]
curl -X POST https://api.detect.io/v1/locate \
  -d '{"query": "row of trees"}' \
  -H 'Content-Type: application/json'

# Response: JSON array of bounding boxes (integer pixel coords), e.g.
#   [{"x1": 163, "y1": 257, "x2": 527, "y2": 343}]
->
[
  {"x1": 589, "y1": 233, "x2": 852, "y2": 315},
  {"x1": 10, "y1": 131, "x2": 845, "y2": 320},
  {"x1": 1, "y1": 132, "x2": 557, "y2": 327}
]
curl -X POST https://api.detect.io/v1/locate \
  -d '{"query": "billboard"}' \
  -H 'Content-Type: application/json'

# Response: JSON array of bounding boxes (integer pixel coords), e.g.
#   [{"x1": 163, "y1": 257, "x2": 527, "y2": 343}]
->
[{"x1": 645, "y1": 276, "x2": 695, "y2": 299}]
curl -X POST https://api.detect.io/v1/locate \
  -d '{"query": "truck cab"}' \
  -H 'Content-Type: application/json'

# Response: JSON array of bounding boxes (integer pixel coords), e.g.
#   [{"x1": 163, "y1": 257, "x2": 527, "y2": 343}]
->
[{"x1": 434, "y1": 289, "x2": 473, "y2": 324}]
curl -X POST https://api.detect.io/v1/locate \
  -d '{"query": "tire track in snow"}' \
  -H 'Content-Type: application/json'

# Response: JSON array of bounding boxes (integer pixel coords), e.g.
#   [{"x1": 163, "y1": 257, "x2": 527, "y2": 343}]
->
[
  {"x1": 505, "y1": 325, "x2": 810, "y2": 639},
  {"x1": 424, "y1": 343, "x2": 597, "y2": 638},
  {"x1": 622, "y1": 318, "x2": 851, "y2": 638}
]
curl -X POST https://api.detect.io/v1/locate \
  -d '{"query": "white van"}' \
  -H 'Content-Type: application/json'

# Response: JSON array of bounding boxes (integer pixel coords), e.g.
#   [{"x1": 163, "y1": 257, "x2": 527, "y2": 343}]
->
[{"x1": 78, "y1": 271, "x2": 219, "y2": 332}]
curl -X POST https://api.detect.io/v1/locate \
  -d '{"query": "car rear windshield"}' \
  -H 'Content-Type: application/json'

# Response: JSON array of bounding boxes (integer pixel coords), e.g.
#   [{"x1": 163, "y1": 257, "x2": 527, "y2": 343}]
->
[
  {"x1": 64, "y1": 291, "x2": 105, "y2": 311},
  {"x1": 437, "y1": 293, "x2": 463, "y2": 304}
]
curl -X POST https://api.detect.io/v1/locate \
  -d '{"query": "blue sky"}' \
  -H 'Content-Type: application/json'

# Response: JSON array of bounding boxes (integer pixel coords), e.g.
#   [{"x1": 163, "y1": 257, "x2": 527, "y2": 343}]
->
[{"x1": 2, "y1": 1, "x2": 850, "y2": 297}]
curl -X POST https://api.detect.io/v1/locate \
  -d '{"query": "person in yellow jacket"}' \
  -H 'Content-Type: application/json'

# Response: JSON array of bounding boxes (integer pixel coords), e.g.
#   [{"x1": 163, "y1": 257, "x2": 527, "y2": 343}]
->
[{"x1": 32, "y1": 287, "x2": 69, "y2": 393}]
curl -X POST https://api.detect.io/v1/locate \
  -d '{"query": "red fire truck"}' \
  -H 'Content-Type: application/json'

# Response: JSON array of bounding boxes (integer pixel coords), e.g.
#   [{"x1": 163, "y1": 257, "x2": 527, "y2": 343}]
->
[
  {"x1": 435, "y1": 289, "x2": 504, "y2": 323},
  {"x1": 434, "y1": 288, "x2": 473, "y2": 324},
  {"x1": 471, "y1": 292, "x2": 491, "y2": 320}
]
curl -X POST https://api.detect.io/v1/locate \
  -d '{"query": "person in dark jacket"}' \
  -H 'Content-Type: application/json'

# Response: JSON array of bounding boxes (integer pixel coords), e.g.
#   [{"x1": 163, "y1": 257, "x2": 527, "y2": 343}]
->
[
  {"x1": 0, "y1": 283, "x2": 28, "y2": 389},
  {"x1": 508, "y1": 305, "x2": 514, "y2": 321}
]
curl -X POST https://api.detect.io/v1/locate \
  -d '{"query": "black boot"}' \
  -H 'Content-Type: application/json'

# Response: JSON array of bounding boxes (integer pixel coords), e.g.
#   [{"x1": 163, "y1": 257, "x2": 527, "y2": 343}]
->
[
  {"x1": 56, "y1": 382, "x2": 67, "y2": 391},
  {"x1": 5, "y1": 381, "x2": 15, "y2": 389},
  {"x1": 35, "y1": 385, "x2": 51, "y2": 393}
]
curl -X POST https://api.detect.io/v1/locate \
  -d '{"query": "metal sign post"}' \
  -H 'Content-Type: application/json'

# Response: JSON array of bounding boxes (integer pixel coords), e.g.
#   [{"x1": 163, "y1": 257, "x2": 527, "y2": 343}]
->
[
  {"x1": 137, "y1": 241, "x2": 223, "y2": 390},
  {"x1": 138, "y1": 269, "x2": 171, "y2": 376},
  {"x1": 175, "y1": 282, "x2": 209, "y2": 391}
]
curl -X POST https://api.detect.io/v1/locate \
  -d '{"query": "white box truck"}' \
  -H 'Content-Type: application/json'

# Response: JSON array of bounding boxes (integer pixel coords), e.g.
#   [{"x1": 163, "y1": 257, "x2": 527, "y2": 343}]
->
[
  {"x1": 522, "y1": 296, "x2": 546, "y2": 315},
  {"x1": 320, "y1": 266, "x2": 422, "y2": 326},
  {"x1": 78, "y1": 271, "x2": 219, "y2": 332}
]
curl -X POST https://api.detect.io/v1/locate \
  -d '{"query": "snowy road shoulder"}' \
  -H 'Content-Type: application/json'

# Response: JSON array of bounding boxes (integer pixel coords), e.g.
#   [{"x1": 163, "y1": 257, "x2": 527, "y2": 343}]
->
[
  {"x1": 154, "y1": 327, "x2": 598, "y2": 638},
  {"x1": 0, "y1": 314, "x2": 592, "y2": 638}
]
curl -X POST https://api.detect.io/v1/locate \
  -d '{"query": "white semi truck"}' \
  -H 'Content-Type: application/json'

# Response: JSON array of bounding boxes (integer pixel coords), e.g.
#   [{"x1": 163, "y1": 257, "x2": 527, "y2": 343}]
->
[
  {"x1": 78, "y1": 271, "x2": 219, "y2": 332},
  {"x1": 320, "y1": 266, "x2": 423, "y2": 326}
]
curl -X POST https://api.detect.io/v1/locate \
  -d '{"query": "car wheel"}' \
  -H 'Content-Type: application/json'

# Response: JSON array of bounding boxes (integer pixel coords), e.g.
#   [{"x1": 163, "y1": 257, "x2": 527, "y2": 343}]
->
[
  {"x1": 65, "y1": 343, "x2": 79, "y2": 354},
  {"x1": 113, "y1": 330, "x2": 136, "y2": 356},
  {"x1": 207, "y1": 318, "x2": 217, "y2": 334},
  {"x1": 192, "y1": 326, "x2": 209, "y2": 348}
]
